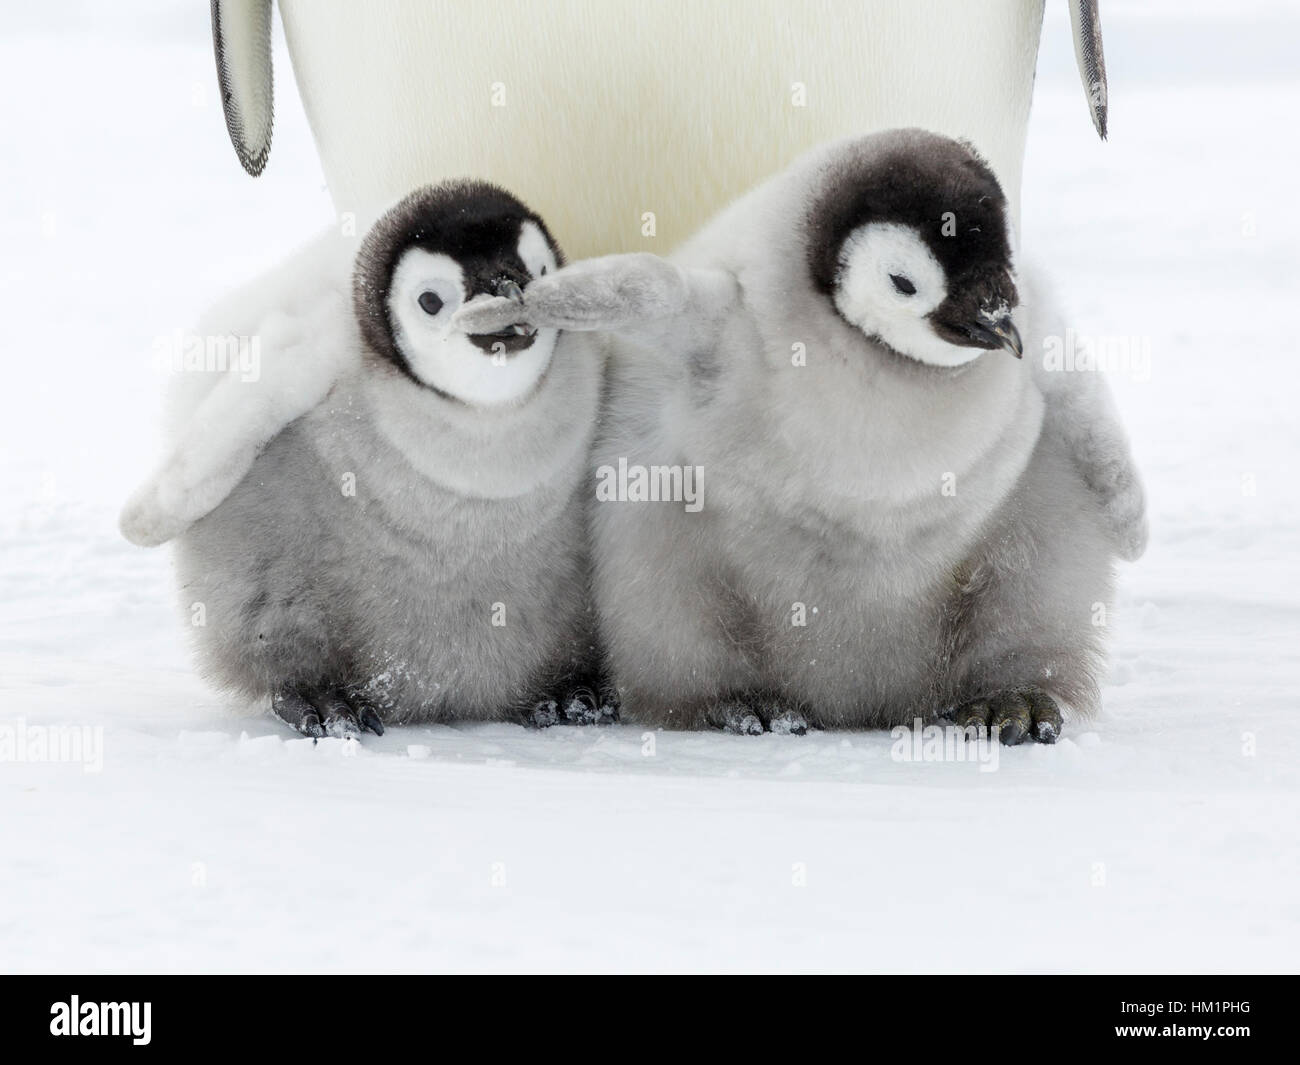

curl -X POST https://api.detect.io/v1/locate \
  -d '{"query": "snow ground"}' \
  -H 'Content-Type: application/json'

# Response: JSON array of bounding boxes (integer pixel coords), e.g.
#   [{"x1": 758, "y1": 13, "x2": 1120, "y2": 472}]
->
[{"x1": 1, "y1": 5, "x2": 1298, "y2": 973}]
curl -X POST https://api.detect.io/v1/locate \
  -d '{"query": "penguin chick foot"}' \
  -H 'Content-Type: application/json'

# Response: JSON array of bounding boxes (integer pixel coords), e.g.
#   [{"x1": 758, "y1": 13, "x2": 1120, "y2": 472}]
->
[
  {"x1": 271, "y1": 686, "x2": 385, "y2": 740},
  {"x1": 558, "y1": 684, "x2": 620, "y2": 726},
  {"x1": 708, "y1": 699, "x2": 809, "y2": 736},
  {"x1": 526, "y1": 699, "x2": 561, "y2": 729},
  {"x1": 767, "y1": 708, "x2": 810, "y2": 736},
  {"x1": 947, "y1": 687, "x2": 1062, "y2": 746},
  {"x1": 526, "y1": 685, "x2": 621, "y2": 729}
]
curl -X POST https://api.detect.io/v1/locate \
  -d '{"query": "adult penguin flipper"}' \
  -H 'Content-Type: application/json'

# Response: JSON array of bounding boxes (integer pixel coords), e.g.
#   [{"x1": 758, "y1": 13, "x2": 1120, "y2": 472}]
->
[
  {"x1": 1069, "y1": 0, "x2": 1109, "y2": 139},
  {"x1": 211, "y1": 0, "x2": 274, "y2": 175}
]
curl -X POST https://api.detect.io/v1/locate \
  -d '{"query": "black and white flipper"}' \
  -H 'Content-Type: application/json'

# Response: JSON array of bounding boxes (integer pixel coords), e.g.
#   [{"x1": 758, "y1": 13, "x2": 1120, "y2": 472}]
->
[
  {"x1": 211, "y1": 0, "x2": 275, "y2": 175},
  {"x1": 1069, "y1": 0, "x2": 1109, "y2": 139}
]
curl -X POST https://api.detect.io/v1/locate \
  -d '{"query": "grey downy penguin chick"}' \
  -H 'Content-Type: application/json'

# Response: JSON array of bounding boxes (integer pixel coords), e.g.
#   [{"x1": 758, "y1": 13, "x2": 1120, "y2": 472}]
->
[
  {"x1": 455, "y1": 129, "x2": 1147, "y2": 744},
  {"x1": 122, "y1": 182, "x2": 615, "y2": 736}
]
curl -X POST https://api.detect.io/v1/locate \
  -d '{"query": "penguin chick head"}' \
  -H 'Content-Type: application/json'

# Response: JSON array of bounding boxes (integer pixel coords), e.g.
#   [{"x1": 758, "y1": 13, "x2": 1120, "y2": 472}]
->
[
  {"x1": 354, "y1": 181, "x2": 563, "y2": 407},
  {"x1": 806, "y1": 129, "x2": 1022, "y2": 369}
]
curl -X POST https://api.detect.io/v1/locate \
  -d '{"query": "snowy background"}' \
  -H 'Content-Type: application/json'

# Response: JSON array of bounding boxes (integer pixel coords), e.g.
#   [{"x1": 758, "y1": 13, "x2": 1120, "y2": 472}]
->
[{"x1": 2, "y1": 1, "x2": 1297, "y2": 972}]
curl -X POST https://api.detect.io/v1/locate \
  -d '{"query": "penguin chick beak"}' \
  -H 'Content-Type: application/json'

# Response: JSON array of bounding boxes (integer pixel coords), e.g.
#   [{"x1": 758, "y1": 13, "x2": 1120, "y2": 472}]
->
[
  {"x1": 970, "y1": 316, "x2": 1024, "y2": 359},
  {"x1": 461, "y1": 290, "x2": 536, "y2": 349},
  {"x1": 492, "y1": 280, "x2": 535, "y2": 337}
]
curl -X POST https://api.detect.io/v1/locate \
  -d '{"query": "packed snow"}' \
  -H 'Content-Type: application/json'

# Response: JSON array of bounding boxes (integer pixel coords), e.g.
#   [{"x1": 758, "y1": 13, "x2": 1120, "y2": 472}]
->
[{"x1": 1, "y1": 3, "x2": 1297, "y2": 972}]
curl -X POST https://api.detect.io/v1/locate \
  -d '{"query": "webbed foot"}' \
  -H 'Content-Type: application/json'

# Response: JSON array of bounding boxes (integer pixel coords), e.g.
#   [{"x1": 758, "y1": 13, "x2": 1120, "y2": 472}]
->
[
  {"x1": 708, "y1": 699, "x2": 809, "y2": 736},
  {"x1": 526, "y1": 683, "x2": 620, "y2": 729},
  {"x1": 946, "y1": 687, "x2": 1062, "y2": 745},
  {"x1": 271, "y1": 686, "x2": 385, "y2": 740}
]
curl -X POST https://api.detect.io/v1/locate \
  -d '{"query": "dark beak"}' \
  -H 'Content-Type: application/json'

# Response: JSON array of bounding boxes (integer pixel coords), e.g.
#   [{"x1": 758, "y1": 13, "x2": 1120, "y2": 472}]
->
[
  {"x1": 466, "y1": 280, "x2": 536, "y2": 353},
  {"x1": 489, "y1": 279, "x2": 535, "y2": 337},
  {"x1": 970, "y1": 316, "x2": 1023, "y2": 359}
]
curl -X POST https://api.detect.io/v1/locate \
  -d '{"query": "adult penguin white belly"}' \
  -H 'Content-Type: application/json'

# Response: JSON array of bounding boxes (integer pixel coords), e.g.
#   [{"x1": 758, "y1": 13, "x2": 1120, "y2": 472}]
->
[{"x1": 213, "y1": 0, "x2": 1108, "y2": 257}]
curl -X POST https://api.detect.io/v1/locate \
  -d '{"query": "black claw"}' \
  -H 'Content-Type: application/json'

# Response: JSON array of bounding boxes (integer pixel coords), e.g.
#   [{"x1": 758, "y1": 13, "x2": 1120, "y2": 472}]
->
[
  {"x1": 272, "y1": 689, "x2": 328, "y2": 738},
  {"x1": 595, "y1": 686, "x2": 621, "y2": 725},
  {"x1": 529, "y1": 699, "x2": 560, "y2": 729},
  {"x1": 714, "y1": 704, "x2": 764, "y2": 735},
  {"x1": 990, "y1": 692, "x2": 1032, "y2": 746},
  {"x1": 313, "y1": 691, "x2": 362, "y2": 739},
  {"x1": 341, "y1": 690, "x2": 385, "y2": 736},
  {"x1": 954, "y1": 699, "x2": 992, "y2": 734},
  {"x1": 357, "y1": 706, "x2": 385, "y2": 736},
  {"x1": 535, "y1": 683, "x2": 621, "y2": 727},
  {"x1": 957, "y1": 687, "x2": 1063, "y2": 745},
  {"x1": 768, "y1": 709, "x2": 809, "y2": 736},
  {"x1": 560, "y1": 687, "x2": 599, "y2": 725},
  {"x1": 1025, "y1": 688, "x2": 1063, "y2": 744}
]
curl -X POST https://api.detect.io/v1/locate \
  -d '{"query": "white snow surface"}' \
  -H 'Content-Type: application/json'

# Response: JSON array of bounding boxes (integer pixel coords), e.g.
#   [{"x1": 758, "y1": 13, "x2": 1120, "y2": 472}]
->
[{"x1": 1, "y1": 4, "x2": 1298, "y2": 973}]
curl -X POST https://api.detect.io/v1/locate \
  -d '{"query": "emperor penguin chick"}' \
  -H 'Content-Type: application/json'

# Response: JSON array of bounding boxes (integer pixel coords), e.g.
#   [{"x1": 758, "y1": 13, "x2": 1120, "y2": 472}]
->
[
  {"x1": 456, "y1": 130, "x2": 1147, "y2": 744},
  {"x1": 134, "y1": 182, "x2": 612, "y2": 736}
]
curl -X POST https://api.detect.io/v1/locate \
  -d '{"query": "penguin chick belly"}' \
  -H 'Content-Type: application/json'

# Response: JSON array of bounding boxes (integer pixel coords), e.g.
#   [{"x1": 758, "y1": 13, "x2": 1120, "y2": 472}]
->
[
  {"x1": 176, "y1": 380, "x2": 594, "y2": 723},
  {"x1": 697, "y1": 481, "x2": 1009, "y2": 728},
  {"x1": 713, "y1": 507, "x2": 953, "y2": 729},
  {"x1": 744, "y1": 401, "x2": 1115, "y2": 728},
  {"x1": 592, "y1": 474, "x2": 1002, "y2": 730},
  {"x1": 709, "y1": 365, "x2": 1044, "y2": 720},
  {"x1": 331, "y1": 477, "x2": 593, "y2": 725},
  {"x1": 592, "y1": 379, "x2": 1043, "y2": 731}
]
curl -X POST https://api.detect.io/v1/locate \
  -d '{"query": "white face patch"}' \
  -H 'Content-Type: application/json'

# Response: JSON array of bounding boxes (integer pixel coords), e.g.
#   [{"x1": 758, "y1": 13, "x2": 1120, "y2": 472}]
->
[
  {"x1": 833, "y1": 221, "x2": 982, "y2": 369},
  {"x1": 516, "y1": 220, "x2": 557, "y2": 279},
  {"x1": 387, "y1": 247, "x2": 556, "y2": 407}
]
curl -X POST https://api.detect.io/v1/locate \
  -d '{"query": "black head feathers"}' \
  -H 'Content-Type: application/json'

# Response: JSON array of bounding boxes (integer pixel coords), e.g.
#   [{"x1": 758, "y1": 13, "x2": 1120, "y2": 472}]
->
[
  {"x1": 806, "y1": 129, "x2": 1014, "y2": 301},
  {"x1": 353, "y1": 181, "x2": 563, "y2": 371}
]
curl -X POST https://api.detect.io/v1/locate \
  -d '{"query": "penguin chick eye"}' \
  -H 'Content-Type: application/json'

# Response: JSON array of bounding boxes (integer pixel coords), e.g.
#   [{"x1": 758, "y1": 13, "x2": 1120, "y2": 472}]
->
[
  {"x1": 890, "y1": 274, "x2": 917, "y2": 296},
  {"x1": 417, "y1": 291, "x2": 444, "y2": 316}
]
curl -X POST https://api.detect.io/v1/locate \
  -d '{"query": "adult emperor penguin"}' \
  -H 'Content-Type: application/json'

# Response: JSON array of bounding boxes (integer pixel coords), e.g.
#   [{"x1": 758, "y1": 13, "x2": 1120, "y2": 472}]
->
[
  {"x1": 455, "y1": 129, "x2": 1147, "y2": 743},
  {"x1": 121, "y1": 182, "x2": 613, "y2": 736},
  {"x1": 210, "y1": 0, "x2": 1108, "y2": 256}
]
